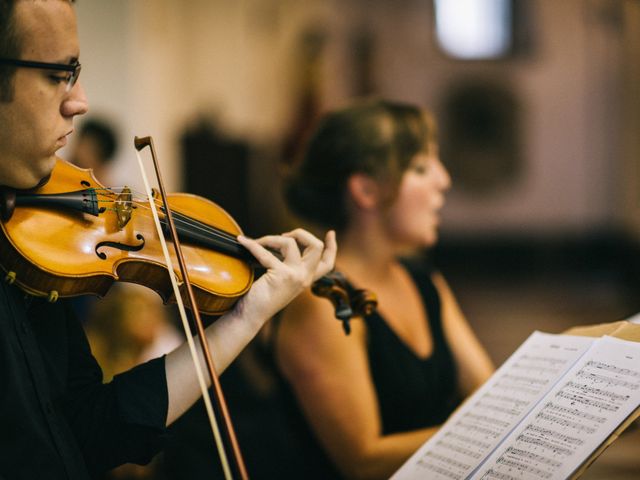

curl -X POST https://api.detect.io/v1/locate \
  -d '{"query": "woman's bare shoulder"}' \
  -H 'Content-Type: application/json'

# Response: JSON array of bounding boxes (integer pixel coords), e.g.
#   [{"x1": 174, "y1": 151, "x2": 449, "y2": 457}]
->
[{"x1": 276, "y1": 288, "x2": 367, "y2": 376}]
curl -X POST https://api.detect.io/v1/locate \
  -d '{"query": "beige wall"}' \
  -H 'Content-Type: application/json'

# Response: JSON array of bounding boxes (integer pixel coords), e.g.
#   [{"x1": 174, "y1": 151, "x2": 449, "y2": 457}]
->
[
  {"x1": 620, "y1": 0, "x2": 640, "y2": 240},
  {"x1": 71, "y1": 0, "x2": 638, "y2": 239}
]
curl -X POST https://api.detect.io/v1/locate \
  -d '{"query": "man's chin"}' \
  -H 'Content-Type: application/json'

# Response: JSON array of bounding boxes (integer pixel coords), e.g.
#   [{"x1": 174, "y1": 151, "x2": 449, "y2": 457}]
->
[
  {"x1": 3, "y1": 162, "x2": 56, "y2": 190},
  {"x1": 6, "y1": 177, "x2": 44, "y2": 190},
  {"x1": 30, "y1": 157, "x2": 57, "y2": 188}
]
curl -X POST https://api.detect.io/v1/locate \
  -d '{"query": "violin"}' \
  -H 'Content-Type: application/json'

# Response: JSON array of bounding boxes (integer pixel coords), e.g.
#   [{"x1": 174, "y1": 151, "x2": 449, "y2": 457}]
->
[
  {"x1": 0, "y1": 147, "x2": 376, "y2": 480},
  {"x1": 0, "y1": 157, "x2": 376, "y2": 330}
]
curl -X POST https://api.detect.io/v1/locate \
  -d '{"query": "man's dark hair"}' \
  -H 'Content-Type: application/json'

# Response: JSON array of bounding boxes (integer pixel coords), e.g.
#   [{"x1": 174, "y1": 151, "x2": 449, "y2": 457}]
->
[
  {"x1": 79, "y1": 119, "x2": 118, "y2": 163},
  {"x1": 0, "y1": 0, "x2": 75, "y2": 101}
]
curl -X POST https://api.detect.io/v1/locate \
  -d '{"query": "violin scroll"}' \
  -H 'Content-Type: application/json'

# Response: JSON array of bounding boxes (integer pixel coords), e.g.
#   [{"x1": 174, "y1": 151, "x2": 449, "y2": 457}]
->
[{"x1": 311, "y1": 271, "x2": 377, "y2": 335}]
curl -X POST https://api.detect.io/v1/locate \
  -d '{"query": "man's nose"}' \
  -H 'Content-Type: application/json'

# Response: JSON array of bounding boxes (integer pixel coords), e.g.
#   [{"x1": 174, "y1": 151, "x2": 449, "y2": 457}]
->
[{"x1": 61, "y1": 81, "x2": 89, "y2": 118}]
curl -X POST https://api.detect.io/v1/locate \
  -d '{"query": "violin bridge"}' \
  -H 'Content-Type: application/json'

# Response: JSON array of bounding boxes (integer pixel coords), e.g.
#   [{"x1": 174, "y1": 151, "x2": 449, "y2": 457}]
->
[{"x1": 115, "y1": 186, "x2": 133, "y2": 229}]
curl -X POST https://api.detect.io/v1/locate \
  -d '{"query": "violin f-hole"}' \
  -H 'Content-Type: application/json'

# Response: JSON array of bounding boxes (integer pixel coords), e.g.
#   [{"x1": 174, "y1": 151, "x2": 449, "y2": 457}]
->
[{"x1": 95, "y1": 233, "x2": 145, "y2": 260}]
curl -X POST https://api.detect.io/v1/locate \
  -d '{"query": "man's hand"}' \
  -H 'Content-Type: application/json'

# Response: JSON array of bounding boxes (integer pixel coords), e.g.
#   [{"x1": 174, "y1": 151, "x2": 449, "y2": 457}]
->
[
  {"x1": 165, "y1": 228, "x2": 336, "y2": 425},
  {"x1": 234, "y1": 229, "x2": 337, "y2": 325}
]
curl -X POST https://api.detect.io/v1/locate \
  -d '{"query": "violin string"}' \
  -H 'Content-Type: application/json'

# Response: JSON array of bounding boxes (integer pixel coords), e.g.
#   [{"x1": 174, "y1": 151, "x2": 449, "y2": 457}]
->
[
  {"x1": 92, "y1": 187, "x2": 239, "y2": 242},
  {"x1": 114, "y1": 199, "x2": 240, "y2": 248},
  {"x1": 92, "y1": 188, "x2": 243, "y2": 248}
]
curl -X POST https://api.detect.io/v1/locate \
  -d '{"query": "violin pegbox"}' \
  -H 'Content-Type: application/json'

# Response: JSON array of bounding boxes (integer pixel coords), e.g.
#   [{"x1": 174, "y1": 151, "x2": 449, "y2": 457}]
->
[{"x1": 310, "y1": 271, "x2": 377, "y2": 335}]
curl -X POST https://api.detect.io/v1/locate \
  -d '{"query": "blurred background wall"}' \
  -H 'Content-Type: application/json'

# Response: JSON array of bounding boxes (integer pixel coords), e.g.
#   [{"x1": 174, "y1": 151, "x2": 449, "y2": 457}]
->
[
  {"x1": 68, "y1": 0, "x2": 640, "y2": 350},
  {"x1": 68, "y1": 1, "x2": 640, "y2": 477},
  {"x1": 72, "y1": 0, "x2": 640, "y2": 238}
]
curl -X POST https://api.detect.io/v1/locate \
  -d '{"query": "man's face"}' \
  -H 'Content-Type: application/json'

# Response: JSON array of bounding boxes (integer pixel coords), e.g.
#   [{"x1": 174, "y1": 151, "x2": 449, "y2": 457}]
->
[{"x1": 0, "y1": 0, "x2": 88, "y2": 189}]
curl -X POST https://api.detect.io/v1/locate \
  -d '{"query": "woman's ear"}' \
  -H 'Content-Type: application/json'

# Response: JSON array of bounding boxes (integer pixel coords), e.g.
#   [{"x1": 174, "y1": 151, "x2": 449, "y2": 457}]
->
[{"x1": 347, "y1": 173, "x2": 380, "y2": 210}]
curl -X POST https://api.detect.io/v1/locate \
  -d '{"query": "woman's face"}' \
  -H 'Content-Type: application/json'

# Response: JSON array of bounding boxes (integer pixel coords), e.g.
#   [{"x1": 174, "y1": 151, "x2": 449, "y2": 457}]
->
[{"x1": 383, "y1": 146, "x2": 451, "y2": 250}]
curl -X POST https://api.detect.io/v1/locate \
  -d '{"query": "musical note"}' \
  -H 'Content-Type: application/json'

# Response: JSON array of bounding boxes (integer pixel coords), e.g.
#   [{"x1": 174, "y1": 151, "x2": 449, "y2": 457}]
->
[
  {"x1": 522, "y1": 424, "x2": 584, "y2": 446},
  {"x1": 555, "y1": 391, "x2": 619, "y2": 411},
  {"x1": 443, "y1": 432, "x2": 491, "y2": 450},
  {"x1": 495, "y1": 457, "x2": 551, "y2": 478},
  {"x1": 435, "y1": 440, "x2": 483, "y2": 459},
  {"x1": 482, "y1": 393, "x2": 529, "y2": 409},
  {"x1": 564, "y1": 381, "x2": 630, "y2": 402},
  {"x1": 414, "y1": 461, "x2": 462, "y2": 480},
  {"x1": 423, "y1": 451, "x2": 471, "y2": 471},
  {"x1": 576, "y1": 370, "x2": 639, "y2": 390},
  {"x1": 502, "y1": 374, "x2": 548, "y2": 386},
  {"x1": 503, "y1": 447, "x2": 561, "y2": 467},
  {"x1": 543, "y1": 401, "x2": 607, "y2": 423},
  {"x1": 494, "y1": 381, "x2": 540, "y2": 396},
  {"x1": 585, "y1": 360, "x2": 640, "y2": 378},
  {"x1": 463, "y1": 413, "x2": 511, "y2": 429},
  {"x1": 513, "y1": 434, "x2": 574, "y2": 456},
  {"x1": 474, "y1": 402, "x2": 521, "y2": 417},
  {"x1": 520, "y1": 355, "x2": 567, "y2": 368},
  {"x1": 455, "y1": 421, "x2": 502, "y2": 439},
  {"x1": 480, "y1": 468, "x2": 519, "y2": 480},
  {"x1": 512, "y1": 362, "x2": 559, "y2": 374},
  {"x1": 534, "y1": 412, "x2": 597, "y2": 434}
]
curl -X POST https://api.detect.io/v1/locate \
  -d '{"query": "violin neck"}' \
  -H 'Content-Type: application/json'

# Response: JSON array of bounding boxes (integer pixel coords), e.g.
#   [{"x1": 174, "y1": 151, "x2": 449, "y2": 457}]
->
[{"x1": 163, "y1": 219, "x2": 255, "y2": 263}]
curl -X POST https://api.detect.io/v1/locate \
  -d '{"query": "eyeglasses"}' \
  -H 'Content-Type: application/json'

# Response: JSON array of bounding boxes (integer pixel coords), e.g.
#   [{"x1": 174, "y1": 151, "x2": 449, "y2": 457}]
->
[{"x1": 0, "y1": 58, "x2": 81, "y2": 92}]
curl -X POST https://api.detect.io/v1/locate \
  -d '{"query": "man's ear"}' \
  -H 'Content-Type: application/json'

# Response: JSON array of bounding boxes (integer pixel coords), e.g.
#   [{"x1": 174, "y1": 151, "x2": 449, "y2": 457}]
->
[{"x1": 347, "y1": 173, "x2": 380, "y2": 210}]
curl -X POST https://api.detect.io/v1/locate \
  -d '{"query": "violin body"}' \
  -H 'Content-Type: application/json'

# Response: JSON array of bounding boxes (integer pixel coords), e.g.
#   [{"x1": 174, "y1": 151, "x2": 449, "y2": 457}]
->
[{"x1": 0, "y1": 158, "x2": 252, "y2": 314}]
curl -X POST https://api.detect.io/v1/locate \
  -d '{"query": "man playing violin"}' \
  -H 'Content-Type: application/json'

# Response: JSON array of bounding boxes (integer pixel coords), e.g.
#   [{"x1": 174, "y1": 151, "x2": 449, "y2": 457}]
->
[{"x1": 0, "y1": 1, "x2": 336, "y2": 479}]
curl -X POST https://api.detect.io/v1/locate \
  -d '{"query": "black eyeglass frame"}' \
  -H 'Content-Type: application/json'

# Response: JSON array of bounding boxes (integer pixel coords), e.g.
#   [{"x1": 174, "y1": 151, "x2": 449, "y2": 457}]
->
[{"x1": 0, "y1": 58, "x2": 81, "y2": 92}]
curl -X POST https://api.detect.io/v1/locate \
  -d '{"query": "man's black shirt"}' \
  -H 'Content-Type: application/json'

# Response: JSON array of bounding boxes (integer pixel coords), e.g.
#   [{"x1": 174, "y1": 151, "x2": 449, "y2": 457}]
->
[{"x1": 0, "y1": 280, "x2": 169, "y2": 479}]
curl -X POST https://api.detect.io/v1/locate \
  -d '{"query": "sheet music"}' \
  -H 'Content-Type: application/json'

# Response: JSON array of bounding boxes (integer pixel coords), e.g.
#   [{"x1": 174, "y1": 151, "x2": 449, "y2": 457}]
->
[
  {"x1": 391, "y1": 332, "x2": 595, "y2": 480},
  {"x1": 626, "y1": 312, "x2": 640, "y2": 324},
  {"x1": 472, "y1": 336, "x2": 640, "y2": 480}
]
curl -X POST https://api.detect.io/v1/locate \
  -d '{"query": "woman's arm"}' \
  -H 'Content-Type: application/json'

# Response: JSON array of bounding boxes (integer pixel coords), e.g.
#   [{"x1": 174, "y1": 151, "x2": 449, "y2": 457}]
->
[
  {"x1": 276, "y1": 289, "x2": 437, "y2": 480},
  {"x1": 165, "y1": 229, "x2": 336, "y2": 425},
  {"x1": 433, "y1": 272, "x2": 494, "y2": 396}
]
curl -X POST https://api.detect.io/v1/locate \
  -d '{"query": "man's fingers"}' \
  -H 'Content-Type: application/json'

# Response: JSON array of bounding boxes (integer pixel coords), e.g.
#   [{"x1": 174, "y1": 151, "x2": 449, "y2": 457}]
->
[
  {"x1": 237, "y1": 234, "x2": 300, "y2": 269},
  {"x1": 239, "y1": 229, "x2": 336, "y2": 283},
  {"x1": 282, "y1": 228, "x2": 323, "y2": 251},
  {"x1": 237, "y1": 235, "x2": 278, "y2": 269},
  {"x1": 282, "y1": 228, "x2": 324, "y2": 264},
  {"x1": 316, "y1": 230, "x2": 337, "y2": 279}
]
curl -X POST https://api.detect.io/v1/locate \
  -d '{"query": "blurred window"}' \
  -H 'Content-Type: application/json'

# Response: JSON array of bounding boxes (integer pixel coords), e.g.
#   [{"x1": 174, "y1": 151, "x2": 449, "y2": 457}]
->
[{"x1": 434, "y1": 0, "x2": 513, "y2": 60}]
